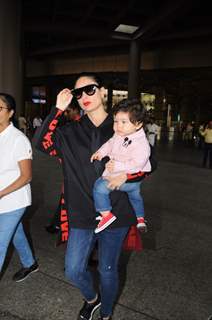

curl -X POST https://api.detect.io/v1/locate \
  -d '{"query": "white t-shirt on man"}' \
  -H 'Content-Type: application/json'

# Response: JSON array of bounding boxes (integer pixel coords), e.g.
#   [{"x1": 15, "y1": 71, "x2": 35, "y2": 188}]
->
[
  {"x1": 0, "y1": 123, "x2": 32, "y2": 214},
  {"x1": 146, "y1": 123, "x2": 159, "y2": 146},
  {"x1": 33, "y1": 117, "x2": 42, "y2": 129}
]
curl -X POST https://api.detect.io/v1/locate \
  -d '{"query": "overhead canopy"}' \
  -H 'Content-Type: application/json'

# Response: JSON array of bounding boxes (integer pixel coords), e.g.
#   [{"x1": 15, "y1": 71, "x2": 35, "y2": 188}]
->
[{"x1": 22, "y1": 0, "x2": 211, "y2": 58}]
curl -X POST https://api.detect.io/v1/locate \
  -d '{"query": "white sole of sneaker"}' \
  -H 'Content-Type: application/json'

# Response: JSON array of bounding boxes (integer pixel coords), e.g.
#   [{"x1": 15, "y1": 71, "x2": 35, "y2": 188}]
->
[
  {"x1": 137, "y1": 223, "x2": 146, "y2": 228},
  {"x1": 15, "y1": 267, "x2": 39, "y2": 283},
  {"x1": 94, "y1": 216, "x2": 117, "y2": 233},
  {"x1": 88, "y1": 302, "x2": 101, "y2": 320},
  {"x1": 137, "y1": 225, "x2": 148, "y2": 233}
]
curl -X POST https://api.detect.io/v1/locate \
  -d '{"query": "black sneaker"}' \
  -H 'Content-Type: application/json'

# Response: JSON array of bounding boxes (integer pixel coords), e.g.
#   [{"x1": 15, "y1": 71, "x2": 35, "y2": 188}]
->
[
  {"x1": 98, "y1": 318, "x2": 112, "y2": 320},
  {"x1": 78, "y1": 294, "x2": 101, "y2": 320},
  {"x1": 12, "y1": 262, "x2": 39, "y2": 282}
]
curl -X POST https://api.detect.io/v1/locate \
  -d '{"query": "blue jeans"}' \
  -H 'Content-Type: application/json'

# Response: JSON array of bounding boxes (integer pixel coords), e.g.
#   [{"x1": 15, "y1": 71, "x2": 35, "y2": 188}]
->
[
  {"x1": 0, "y1": 207, "x2": 35, "y2": 272},
  {"x1": 93, "y1": 177, "x2": 144, "y2": 218},
  {"x1": 202, "y1": 143, "x2": 212, "y2": 168},
  {"x1": 65, "y1": 227, "x2": 129, "y2": 318}
]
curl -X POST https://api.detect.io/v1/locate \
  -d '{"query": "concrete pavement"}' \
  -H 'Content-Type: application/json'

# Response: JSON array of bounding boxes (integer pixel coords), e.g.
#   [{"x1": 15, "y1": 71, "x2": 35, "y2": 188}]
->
[{"x1": 0, "y1": 141, "x2": 212, "y2": 320}]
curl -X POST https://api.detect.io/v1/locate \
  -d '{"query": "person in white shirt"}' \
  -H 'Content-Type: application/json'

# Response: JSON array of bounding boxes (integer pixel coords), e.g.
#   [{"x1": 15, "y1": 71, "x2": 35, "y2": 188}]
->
[
  {"x1": 199, "y1": 120, "x2": 212, "y2": 168},
  {"x1": 32, "y1": 115, "x2": 43, "y2": 135},
  {"x1": 146, "y1": 117, "x2": 159, "y2": 147},
  {"x1": 0, "y1": 93, "x2": 38, "y2": 282}
]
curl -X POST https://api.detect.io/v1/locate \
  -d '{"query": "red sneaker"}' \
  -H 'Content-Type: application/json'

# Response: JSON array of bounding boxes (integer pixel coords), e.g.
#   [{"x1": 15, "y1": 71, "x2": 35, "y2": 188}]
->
[
  {"x1": 95, "y1": 213, "x2": 117, "y2": 233},
  {"x1": 137, "y1": 217, "x2": 147, "y2": 229}
]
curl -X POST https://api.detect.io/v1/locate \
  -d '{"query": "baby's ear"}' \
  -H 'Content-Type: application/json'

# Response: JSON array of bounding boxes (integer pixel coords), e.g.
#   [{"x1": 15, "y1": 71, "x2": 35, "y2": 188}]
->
[{"x1": 136, "y1": 121, "x2": 143, "y2": 129}]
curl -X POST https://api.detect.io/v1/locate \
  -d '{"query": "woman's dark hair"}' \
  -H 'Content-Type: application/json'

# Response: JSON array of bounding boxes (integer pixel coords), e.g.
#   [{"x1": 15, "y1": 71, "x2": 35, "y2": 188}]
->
[
  {"x1": 112, "y1": 98, "x2": 146, "y2": 124},
  {"x1": 73, "y1": 72, "x2": 104, "y2": 88},
  {"x1": 0, "y1": 93, "x2": 16, "y2": 112}
]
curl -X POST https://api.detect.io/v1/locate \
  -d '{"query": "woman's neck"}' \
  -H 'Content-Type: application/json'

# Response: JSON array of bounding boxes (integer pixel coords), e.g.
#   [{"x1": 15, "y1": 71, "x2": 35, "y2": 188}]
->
[
  {"x1": 87, "y1": 106, "x2": 108, "y2": 127},
  {"x1": 0, "y1": 122, "x2": 10, "y2": 133}
]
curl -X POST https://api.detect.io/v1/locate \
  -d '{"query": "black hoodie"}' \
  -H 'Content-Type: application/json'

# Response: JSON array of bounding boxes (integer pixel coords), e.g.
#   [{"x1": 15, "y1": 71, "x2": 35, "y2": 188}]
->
[{"x1": 36, "y1": 107, "x2": 137, "y2": 229}]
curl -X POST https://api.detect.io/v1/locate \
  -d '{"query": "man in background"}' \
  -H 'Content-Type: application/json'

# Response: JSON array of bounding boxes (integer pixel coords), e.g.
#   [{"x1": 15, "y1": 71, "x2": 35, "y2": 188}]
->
[{"x1": 146, "y1": 117, "x2": 159, "y2": 147}]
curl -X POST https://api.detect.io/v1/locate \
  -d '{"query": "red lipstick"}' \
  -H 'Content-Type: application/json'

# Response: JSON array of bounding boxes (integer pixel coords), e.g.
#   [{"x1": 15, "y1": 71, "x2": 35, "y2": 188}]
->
[{"x1": 83, "y1": 101, "x2": 91, "y2": 107}]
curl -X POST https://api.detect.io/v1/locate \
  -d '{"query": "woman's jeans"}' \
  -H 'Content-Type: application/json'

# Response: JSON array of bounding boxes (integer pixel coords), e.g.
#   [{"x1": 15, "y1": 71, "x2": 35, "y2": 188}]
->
[
  {"x1": 93, "y1": 177, "x2": 144, "y2": 218},
  {"x1": 202, "y1": 142, "x2": 212, "y2": 168},
  {"x1": 65, "y1": 227, "x2": 129, "y2": 317},
  {"x1": 0, "y1": 207, "x2": 35, "y2": 272}
]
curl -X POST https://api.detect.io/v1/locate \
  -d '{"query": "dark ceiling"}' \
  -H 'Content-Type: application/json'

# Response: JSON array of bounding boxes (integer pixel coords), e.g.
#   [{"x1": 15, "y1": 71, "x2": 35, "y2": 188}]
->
[{"x1": 22, "y1": 0, "x2": 212, "y2": 59}]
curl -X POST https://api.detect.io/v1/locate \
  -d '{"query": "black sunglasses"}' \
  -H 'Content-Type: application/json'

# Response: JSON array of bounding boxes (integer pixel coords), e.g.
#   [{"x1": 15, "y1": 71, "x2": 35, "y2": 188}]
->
[{"x1": 71, "y1": 84, "x2": 100, "y2": 100}]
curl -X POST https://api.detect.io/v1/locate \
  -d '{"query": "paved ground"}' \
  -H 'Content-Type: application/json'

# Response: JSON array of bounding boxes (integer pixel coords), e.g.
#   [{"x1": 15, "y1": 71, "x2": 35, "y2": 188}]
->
[{"x1": 0, "y1": 140, "x2": 212, "y2": 320}]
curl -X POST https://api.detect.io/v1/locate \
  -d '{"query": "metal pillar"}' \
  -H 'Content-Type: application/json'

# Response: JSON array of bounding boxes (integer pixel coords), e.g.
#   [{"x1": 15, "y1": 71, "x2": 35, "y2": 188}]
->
[
  {"x1": 0, "y1": 0, "x2": 23, "y2": 115},
  {"x1": 128, "y1": 40, "x2": 141, "y2": 99}
]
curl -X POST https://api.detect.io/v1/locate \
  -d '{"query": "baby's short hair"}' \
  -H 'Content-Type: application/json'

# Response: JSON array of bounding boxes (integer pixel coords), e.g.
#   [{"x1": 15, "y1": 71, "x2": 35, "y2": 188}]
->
[{"x1": 112, "y1": 98, "x2": 146, "y2": 124}]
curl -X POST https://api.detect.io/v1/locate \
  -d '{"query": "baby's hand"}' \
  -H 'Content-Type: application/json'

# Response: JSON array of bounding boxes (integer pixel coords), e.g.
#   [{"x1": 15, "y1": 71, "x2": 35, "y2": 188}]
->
[
  {"x1": 105, "y1": 159, "x2": 115, "y2": 173},
  {"x1": 90, "y1": 152, "x2": 102, "y2": 162}
]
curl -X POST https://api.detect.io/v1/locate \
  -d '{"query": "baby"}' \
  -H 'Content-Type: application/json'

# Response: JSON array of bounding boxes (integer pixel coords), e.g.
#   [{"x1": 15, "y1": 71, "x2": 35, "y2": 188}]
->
[{"x1": 91, "y1": 98, "x2": 151, "y2": 233}]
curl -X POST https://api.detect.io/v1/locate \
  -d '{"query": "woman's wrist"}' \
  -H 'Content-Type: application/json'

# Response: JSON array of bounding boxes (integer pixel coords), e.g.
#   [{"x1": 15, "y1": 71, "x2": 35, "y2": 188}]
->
[
  {"x1": 56, "y1": 106, "x2": 65, "y2": 112},
  {"x1": 0, "y1": 190, "x2": 6, "y2": 198}
]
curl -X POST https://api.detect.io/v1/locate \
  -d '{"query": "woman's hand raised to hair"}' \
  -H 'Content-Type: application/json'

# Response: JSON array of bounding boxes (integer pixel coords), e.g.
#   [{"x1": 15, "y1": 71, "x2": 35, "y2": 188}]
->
[{"x1": 56, "y1": 88, "x2": 73, "y2": 111}]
